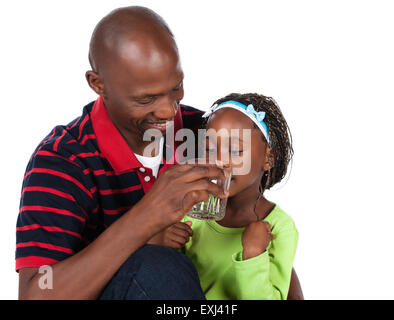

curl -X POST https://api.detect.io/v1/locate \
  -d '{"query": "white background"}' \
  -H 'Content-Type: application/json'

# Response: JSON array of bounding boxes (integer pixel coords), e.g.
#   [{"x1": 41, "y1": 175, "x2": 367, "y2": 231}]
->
[{"x1": 1, "y1": 0, "x2": 393, "y2": 299}]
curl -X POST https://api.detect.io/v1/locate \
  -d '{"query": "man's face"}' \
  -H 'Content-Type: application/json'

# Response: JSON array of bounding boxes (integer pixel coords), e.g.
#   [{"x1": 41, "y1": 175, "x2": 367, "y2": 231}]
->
[{"x1": 89, "y1": 33, "x2": 184, "y2": 153}]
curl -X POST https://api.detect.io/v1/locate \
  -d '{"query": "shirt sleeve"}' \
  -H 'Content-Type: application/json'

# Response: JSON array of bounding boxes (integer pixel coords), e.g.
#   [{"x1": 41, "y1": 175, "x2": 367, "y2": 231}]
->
[
  {"x1": 15, "y1": 145, "x2": 94, "y2": 271},
  {"x1": 230, "y1": 224, "x2": 299, "y2": 300},
  {"x1": 180, "y1": 104, "x2": 205, "y2": 132}
]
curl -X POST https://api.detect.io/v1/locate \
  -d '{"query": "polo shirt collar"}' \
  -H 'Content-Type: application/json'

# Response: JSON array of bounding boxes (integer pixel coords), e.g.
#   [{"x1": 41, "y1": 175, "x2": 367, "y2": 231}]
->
[{"x1": 90, "y1": 96, "x2": 181, "y2": 173}]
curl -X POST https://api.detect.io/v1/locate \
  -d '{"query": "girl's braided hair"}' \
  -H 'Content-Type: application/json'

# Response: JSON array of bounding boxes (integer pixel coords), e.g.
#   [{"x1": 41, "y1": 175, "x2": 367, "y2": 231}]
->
[{"x1": 209, "y1": 93, "x2": 294, "y2": 191}]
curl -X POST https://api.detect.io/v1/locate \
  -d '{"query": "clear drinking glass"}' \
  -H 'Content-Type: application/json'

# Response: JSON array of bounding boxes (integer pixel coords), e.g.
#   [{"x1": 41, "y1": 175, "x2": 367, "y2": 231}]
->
[{"x1": 187, "y1": 170, "x2": 232, "y2": 221}]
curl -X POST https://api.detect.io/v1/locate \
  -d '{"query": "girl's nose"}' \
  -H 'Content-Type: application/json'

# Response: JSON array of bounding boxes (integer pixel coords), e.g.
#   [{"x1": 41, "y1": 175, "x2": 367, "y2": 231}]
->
[{"x1": 216, "y1": 149, "x2": 232, "y2": 166}]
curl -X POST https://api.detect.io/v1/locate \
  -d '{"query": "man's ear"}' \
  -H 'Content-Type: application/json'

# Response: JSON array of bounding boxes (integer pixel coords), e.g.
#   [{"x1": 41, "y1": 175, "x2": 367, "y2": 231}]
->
[
  {"x1": 85, "y1": 70, "x2": 105, "y2": 97},
  {"x1": 263, "y1": 146, "x2": 275, "y2": 171}
]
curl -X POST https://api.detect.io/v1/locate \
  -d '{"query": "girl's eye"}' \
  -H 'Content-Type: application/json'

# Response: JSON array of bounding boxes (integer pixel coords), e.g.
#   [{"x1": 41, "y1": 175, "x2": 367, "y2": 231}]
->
[
  {"x1": 206, "y1": 149, "x2": 243, "y2": 155},
  {"x1": 173, "y1": 82, "x2": 183, "y2": 92},
  {"x1": 231, "y1": 150, "x2": 243, "y2": 156}
]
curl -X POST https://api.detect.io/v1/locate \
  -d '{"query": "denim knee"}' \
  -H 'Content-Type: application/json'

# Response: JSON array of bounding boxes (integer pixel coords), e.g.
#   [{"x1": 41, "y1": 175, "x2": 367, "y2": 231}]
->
[{"x1": 99, "y1": 244, "x2": 205, "y2": 300}]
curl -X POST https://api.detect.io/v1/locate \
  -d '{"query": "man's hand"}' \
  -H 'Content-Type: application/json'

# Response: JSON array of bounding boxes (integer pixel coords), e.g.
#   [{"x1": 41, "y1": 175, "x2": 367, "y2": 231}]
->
[
  {"x1": 241, "y1": 221, "x2": 274, "y2": 260},
  {"x1": 136, "y1": 163, "x2": 229, "y2": 231},
  {"x1": 148, "y1": 221, "x2": 193, "y2": 249}
]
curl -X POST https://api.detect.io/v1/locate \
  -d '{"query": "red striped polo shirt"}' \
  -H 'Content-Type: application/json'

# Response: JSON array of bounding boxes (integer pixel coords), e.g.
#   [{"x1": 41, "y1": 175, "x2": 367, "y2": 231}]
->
[{"x1": 15, "y1": 96, "x2": 204, "y2": 271}]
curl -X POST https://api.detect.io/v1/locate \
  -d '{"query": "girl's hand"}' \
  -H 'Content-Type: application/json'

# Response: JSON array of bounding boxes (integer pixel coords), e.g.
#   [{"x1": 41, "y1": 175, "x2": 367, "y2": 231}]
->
[
  {"x1": 147, "y1": 221, "x2": 193, "y2": 250},
  {"x1": 241, "y1": 221, "x2": 274, "y2": 260}
]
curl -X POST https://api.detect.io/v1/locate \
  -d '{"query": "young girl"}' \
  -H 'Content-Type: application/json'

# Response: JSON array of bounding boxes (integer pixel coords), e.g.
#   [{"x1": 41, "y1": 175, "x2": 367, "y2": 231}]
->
[{"x1": 150, "y1": 93, "x2": 298, "y2": 300}]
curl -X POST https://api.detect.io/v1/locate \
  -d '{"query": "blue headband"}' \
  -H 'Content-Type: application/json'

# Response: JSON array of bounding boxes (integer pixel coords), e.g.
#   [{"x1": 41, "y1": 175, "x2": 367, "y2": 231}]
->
[{"x1": 202, "y1": 100, "x2": 272, "y2": 146}]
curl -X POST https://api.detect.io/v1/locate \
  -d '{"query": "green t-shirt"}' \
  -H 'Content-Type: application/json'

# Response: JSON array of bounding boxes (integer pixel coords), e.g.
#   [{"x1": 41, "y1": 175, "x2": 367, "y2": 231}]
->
[{"x1": 182, "y1": 204, "x2": 298, "y2": 300}]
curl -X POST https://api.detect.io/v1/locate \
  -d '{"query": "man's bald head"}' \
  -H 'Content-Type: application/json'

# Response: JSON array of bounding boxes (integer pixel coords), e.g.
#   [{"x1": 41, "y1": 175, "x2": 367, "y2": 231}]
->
[
  {"x1": 88, "y1": 6, "x2": 176, "y2": 73},
  {"x1": 85, "y1": 6, "x2": 184, "y2": 154}
]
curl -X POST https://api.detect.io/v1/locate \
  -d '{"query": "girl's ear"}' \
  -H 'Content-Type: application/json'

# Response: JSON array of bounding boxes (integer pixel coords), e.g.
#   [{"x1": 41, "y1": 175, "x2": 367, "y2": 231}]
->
[{"x1": 263, "y1": 146, "x2": 275, "y2": 171}]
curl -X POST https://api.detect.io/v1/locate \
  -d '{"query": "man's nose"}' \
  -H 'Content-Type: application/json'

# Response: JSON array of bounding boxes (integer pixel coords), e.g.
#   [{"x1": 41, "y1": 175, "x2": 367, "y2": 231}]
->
[{"x1": 154, "y1": 99, "x2": 178, "y2": 120}]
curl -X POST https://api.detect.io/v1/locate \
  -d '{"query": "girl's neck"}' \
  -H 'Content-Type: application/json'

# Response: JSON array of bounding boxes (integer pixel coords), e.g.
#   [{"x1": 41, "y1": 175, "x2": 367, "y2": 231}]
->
[{"x1": 217, "y1": 183, "x2": 274, "y2": 228}]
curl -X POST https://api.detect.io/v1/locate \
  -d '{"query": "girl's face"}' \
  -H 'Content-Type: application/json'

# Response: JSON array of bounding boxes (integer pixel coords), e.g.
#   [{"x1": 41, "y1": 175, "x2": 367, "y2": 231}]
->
[{"x1": 205, "y1": 108, "x2": 272, "y2": 197}]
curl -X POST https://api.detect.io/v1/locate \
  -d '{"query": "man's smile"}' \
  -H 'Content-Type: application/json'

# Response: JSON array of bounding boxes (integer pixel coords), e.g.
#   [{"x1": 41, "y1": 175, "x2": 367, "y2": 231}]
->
[{"x1": 144, "y1": 119, "x2": 174, "y2": 131}]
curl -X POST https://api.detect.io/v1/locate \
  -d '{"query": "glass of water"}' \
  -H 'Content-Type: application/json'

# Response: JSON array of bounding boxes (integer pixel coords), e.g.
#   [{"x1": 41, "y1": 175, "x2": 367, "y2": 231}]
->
[{"x1": 187, "y1": 169, "x2": 232, "y2": 221}]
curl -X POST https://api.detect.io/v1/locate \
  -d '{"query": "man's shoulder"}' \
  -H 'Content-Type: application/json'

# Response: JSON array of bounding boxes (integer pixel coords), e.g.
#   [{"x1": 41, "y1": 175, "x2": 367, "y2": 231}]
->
[
  {"x1": 179, "y1": 104, "x2": 205, "y2": 131},
  {"x1": 30, "y1": 101, "x2": 98, "y2": 164},
  {"x1": 179, "y1": 104, "x2": 204, "y2": 115}
]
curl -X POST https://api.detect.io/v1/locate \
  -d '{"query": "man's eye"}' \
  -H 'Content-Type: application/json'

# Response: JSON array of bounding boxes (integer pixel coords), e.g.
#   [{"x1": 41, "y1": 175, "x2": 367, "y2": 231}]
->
[{"x1": 136, "y1": 97, "x2": 156, "y2": 105}]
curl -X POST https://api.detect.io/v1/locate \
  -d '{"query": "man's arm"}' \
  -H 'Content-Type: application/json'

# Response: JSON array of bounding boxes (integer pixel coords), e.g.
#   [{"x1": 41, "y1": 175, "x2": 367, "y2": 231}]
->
[
  {"x1": 19, "y1": 163, "x2": 228, "y2": 299},
  {"x1": 19, "y1": 200, "x2": 158, "y2": 300},
  {"x1": 287, "y1": 268, "x2": 304, "y2": 300}
]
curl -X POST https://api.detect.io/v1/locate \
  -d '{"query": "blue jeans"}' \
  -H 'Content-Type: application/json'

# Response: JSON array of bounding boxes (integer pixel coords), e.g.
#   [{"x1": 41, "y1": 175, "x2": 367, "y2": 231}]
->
[{"x1": 99, "y1": 244, "x2": 206, "y2": 300}]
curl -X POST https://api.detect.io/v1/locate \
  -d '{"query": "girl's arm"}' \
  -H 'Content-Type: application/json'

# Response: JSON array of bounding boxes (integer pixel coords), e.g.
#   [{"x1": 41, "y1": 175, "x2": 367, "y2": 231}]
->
[{"x1": 232, "y1": 220, "x2": 298, "y2": 300}]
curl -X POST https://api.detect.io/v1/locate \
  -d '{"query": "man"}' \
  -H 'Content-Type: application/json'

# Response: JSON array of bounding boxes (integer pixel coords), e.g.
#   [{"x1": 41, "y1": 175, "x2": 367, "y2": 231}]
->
[{"x1": 16, "y1": 6, "x2": 303, "y2": 300}]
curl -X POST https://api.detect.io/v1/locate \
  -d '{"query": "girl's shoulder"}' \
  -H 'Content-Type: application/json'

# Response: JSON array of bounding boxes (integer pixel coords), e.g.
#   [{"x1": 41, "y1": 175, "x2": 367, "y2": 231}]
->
[{"x1": 264, "y1": 204, "x2": 298, "y2": 233}]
